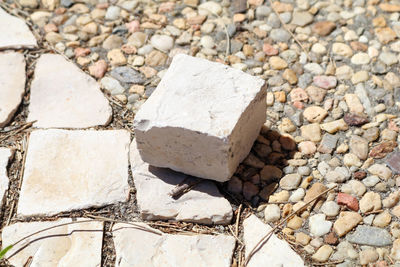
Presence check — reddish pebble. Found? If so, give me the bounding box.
[158,1,175,13]
[44,23,58,33]
[354,171,367,179]
[375,260,388,267]
[313,75,337,89]
[88,60,108,79]
[263,43,278,55]
[337,192,359,211]
[292,101,304,109]
[74,47,91,58]
[324,232,338,245]
[126,20,140,33]
[54,7,66,15]
[96,3,108,9]
[121,44,137,54]
[290,88,308,102]
[389,120,399,132]
[298,141,316,155]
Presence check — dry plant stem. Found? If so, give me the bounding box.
[0,121,35,143]
[198,7,230,57]
[267,0,310,60]
[235,204,242,236]
[244,185,338,266]
[5,218,164,260]
[312,260,344,266]
[169,176,202,199]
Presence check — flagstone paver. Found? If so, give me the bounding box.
[0,52,26,127]
[28,54,112,128]
[134,54,267,182]
[244,215,305,267]
[112,222,236,267]
[0,7,37,49]
[0,148,12,208]
[130,140,233,225]
[2,218,103,267]
[17,129,130,217]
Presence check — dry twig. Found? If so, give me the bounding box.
[0,121,35,143]
[267,0,310,60]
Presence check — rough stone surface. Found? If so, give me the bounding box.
[17,129,130,216]
[333,211,362,237]
[2,219,103,267]
[134,54,266,182]
[347,225,392,247]
[28,54,112,128]
[0,7,37,49]
[130,141,233,224]
[244,215,304,267]
[0,148,12,208]
[0,52,26,127]
[112,222,236,267]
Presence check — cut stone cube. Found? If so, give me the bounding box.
[134,54,267,182]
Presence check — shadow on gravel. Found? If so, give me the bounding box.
[220,126,298,210]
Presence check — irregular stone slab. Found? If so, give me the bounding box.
[112,222,235,267]
[0,148,13,208]
[0,7,37,49]
[134,54,266,182]
[18,129,130,216]
[347,225,392,247]
[28,54,112,128]
[0,52,25,127]
[2,218,103,267]
[244,215,304,267]
[130,141,232,224]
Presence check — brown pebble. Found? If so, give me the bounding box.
[324,232,338,245]
[369,141,397,159]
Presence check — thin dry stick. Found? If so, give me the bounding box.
[267,0,310,60]
[18,135,29,190]
[228,225,244,246]
[198,6,230,57]
[0,121,36,143]
[312,260,344,266]
[5,202,15,226]
[235,204,242,237]
[244,185,338,266]
[5,217,164,260]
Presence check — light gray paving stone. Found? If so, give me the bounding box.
[0,52,26,127]
[28,54,112,128]
[134,54,266,182]
[0,7,37,49]
[112,222,236,267]
[130,140,233,225]
[244,215,304,267]
[0,148,13,208]
[2,218,103,267]
[17,129,130,216]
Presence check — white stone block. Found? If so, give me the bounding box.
[113,222,236,267]
[130,141,232,224]
[0,148,13,208]
[0,52,26,127]
[0,7,37,49]
[17,129,130,216]
[134,54,266,182]
[244,215,304,267]
[2,219,103,267]
[28,54,112,128]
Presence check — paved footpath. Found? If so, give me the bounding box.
[2,0,400,266]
